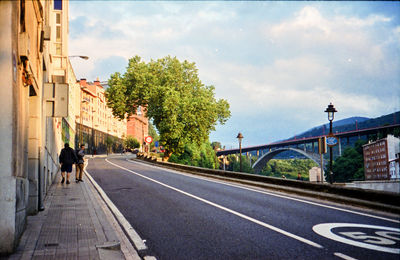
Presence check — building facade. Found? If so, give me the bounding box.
[76,79,127,154]
[389,153,400,180]
[127,107,149,149]
[0,0,77,253]
[363,135,400,181]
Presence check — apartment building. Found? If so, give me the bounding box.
[389,153,400,180]
[127,107,149,148]
[363,135,400,180]
[77,79,127,154]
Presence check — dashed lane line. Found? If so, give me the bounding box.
[334,252,358,260]
[124,158,399,224]
[105,158,323,249]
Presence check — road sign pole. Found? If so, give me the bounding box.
[320,153,324,183]
[144,136,153,158]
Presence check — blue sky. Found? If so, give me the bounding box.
[69,1,400,148]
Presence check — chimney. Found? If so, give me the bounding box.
[80,78,87,86]
[94,77,100,86]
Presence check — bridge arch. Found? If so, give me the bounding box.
[252,148,322,174]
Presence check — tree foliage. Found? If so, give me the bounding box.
[124,136,140,150]
[332,140,366,182]
[211,141,222,150]
[260,159,317,180]
[226,155,255,173]
[106,56,231,160]
[169,141,219,169]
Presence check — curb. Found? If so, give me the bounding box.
[84,161,153,259]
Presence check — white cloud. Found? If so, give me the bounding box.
[69,2,400,146]
[340,14,392,27]
[201,57,386,118]
[271,6,331,36]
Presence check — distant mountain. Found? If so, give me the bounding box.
[328,117,370,127]
[289,111,400,140]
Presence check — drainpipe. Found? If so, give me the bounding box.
[38,148,44,211]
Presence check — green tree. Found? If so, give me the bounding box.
[226,154,254,173]
[169,141,219,169]
[260,159,317,180]
[211,141,222,150]
[393,127,400,138]
[105,136,114,154]
[332,140,366,182]
[106,56,230,160]
[124,136,140,150]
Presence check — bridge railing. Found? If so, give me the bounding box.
[216,123,400,156]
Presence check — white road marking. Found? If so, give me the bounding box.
[105,159,323,249]
[334,252,358,260]
[313,223,400,254]
[125,159,400,224]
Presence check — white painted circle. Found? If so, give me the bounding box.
[313,223,400,254]
[145,136,153,144]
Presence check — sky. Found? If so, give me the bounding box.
[69,1,400,149]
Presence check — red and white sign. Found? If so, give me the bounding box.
[144,136,153,144]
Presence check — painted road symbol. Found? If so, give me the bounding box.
[313,223,400,254]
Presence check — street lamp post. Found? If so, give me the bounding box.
[70,55,89,147]
[92,108,96,157]
[236,132,244,172]
[324,103,337,184]
[106,115,110,156]
[79,87,88,146]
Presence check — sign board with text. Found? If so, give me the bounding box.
[326,134,339,147]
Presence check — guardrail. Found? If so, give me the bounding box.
[136,154,400,214]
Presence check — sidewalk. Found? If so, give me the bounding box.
[5,166,140,260]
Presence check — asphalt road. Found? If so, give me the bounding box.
[86,156,400,260]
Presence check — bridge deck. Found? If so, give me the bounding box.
[217,124,400,156]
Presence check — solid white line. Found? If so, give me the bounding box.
[105,158,323,249]
[84,160,148,251]
[126,159,400,224]
[334,252,358,260]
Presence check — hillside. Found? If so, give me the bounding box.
[289,111,400,139]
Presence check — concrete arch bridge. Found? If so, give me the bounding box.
[252,148,324,174]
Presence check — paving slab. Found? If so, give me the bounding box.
[3,164,139,260]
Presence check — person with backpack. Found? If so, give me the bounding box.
[59,143,78,184]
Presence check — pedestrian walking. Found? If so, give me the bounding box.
[75,144,86,183]
[59,143,78,184]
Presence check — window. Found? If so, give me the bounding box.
[56,26,61,41]
[54,0,62,10]
[20,0,26,32]
[55,13,62,55]
[55,43,62,55]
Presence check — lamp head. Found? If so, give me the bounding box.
[324,103,337,121]
[236,132,244,143]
